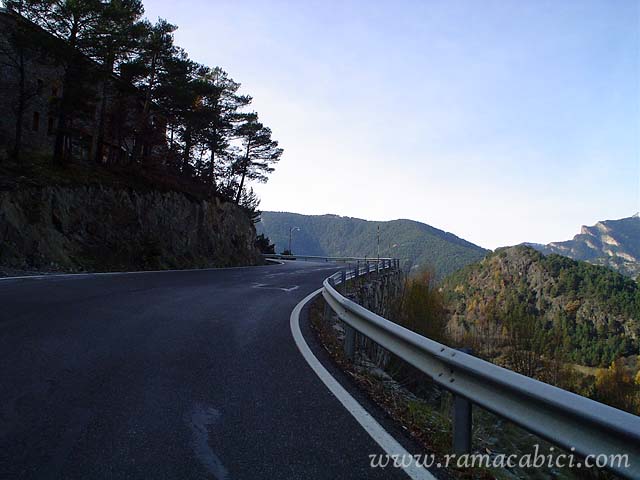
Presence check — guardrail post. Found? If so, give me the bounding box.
[341,270,347,294]
[344,324,356,360]
[452,346,473,454]
[453,395,472,454]
[355,260,360,278]
[323,300,330,323]
[365,262,370,275]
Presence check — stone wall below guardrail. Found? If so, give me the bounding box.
[328,268,403,368]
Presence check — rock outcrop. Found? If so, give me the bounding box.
[0,185,262,274]
[525,215,640,279]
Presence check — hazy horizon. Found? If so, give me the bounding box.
[143,0,640,249]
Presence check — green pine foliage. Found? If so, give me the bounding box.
[254,233,275,254]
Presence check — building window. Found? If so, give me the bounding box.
[32,111,40,132]
[47,116,55,135]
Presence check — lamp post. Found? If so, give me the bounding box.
[289,227,300,254]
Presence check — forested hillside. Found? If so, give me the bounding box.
[257,211,487,279]
[442,245,640,368]
[526,214,640,279]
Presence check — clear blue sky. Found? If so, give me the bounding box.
[145,0,639,249]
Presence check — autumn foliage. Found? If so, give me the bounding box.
[397,270,447,343]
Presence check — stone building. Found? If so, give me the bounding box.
[0,8,167,163]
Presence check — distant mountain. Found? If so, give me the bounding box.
[441,245,640,368]
[525,214,640,279]
[256,212,487,279]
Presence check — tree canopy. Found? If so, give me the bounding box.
[2,0,282,219]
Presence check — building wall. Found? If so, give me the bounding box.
[0,9,166,163]
[0,11,65,159]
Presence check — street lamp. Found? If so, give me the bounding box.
[289,226,300,254]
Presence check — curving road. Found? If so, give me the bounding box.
[0,261,416,479]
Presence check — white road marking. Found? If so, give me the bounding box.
[252,283,300,292]
[0,262,285,282]
[265,266,338,279]
[264,258,284,265]
[0,260,342,283]
[289,289,436,480]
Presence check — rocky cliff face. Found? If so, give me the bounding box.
[526,214,640,279]
[0,185,262,274]
[348,269,403,319]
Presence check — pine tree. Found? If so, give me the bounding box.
[122,18,177,164]
[198,67,251,193]
[233,114,282,204]
[88,0,145,163]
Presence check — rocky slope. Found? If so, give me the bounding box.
[441,245,639,367]
[0,185,261,274]
[525,214,640,279]
[257,211,487,280]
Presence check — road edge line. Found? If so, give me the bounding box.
[289,288,435,480]
[0,260,287,282]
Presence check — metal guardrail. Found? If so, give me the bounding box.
[320,262,640,479]
[263,253,398,267]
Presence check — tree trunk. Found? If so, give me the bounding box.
[182,126,192,173]
[92,57,113,164]
[208,132,218,194]
[234,168,246,205]
[112,90,126,164]
[53,18,79,165]
[132,52,157,164]
[52,70,71,165]
[210,149,216,194]
[234,142,251,204]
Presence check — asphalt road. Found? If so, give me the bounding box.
[0,261,413,479]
